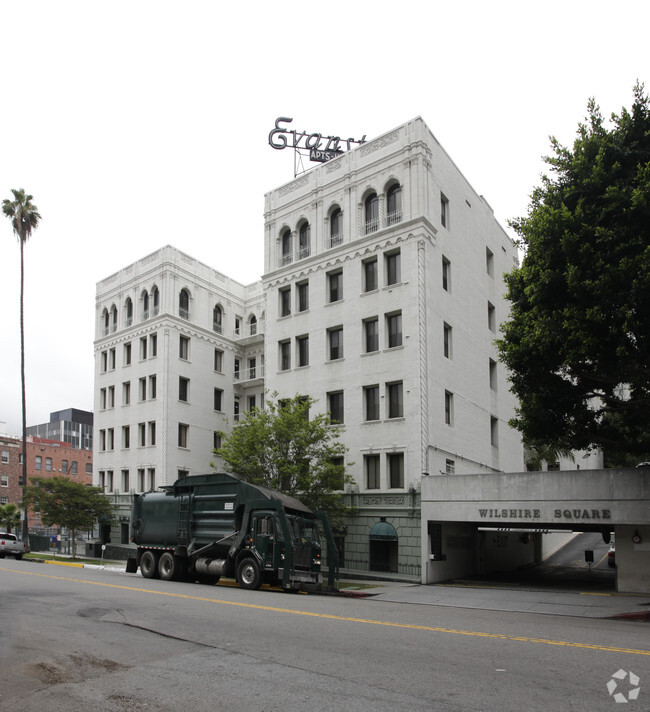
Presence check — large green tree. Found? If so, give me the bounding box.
[497,85,650,464]
[3,189,41,538]
[24,477,114,558]
[214,394,352,521]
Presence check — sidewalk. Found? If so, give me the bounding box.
[29,553,650,621]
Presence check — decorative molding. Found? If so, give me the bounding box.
[278,175,309,197]
[360,130,400,157]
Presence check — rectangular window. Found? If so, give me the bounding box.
[70,461,77,475]
[328,326,343,360]
[1,450,9,464]
[489,358,497,390]
[279,287,291,317]
[296,281,309,312]
[1,474,8,487]
[328,391,344,424]
[248,395,256,412]
[140,337,147,360]
[213,432,222,451]
[234,358,240,380]
[248,357,256,379]
[445,458,456,475]
[490,416,499,448]
[179,335,189,360]
[122,469,130,493]
[179,377,189,402]
[148,468,156,491]
[364,385,380,421]
[149,375,157,399]
[100,388,107,409]
[279,340,291,370]
[101,350,108,373]
[386,312,402,348]
[327,270,343,303]
[442,256,451,292]
[178,423,189,448]
[45,457,53,472]
[214,348,223,372]
[109,348,116,370]
[234,396,240,422]
[138,422,146,447]
[214,387,223,411]
[387,381,403,418]
[106,470,114,492]
[486,247,494,277]
[124,342,132,365]
[149,421,156,446]
[440,193,449,228]
[99,430,106,451]
[234,316,241,336]
[363,258,378,292]
[445,390,454,426]
[388,453,404,488]
[123,381,131,405]
[443,322,452,359]
[297,335,309,367]
[61,459,68,473]
[385,250,401,286]
[122,425,130,449]
[488,301,496,332]
[107,428,114,450]
[138,468,145,492]
[150,333,157,357]
[106,384,114,405]
[365,454,380,489]
[364,317,379,353]
[139,377,147,401]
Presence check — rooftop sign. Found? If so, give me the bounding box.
[268,117,366,166]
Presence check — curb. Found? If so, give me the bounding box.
[609,610,650,622]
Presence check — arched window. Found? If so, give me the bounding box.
[125,297,133,326]
[330,208,342,247]
[152,286,160,316]
[281,228,292,265]
[386,184,402,225]
[111,305,118,332]
[364,192,379,234]
[179,289,190,320]
[249,314,257,336]
[102,308,110,335]
[142,291,149,320]
[299,222,311,259]
[213,305,223,333]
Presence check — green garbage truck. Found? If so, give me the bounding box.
[128,472,338,591]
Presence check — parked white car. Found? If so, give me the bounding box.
[0,532,30,560]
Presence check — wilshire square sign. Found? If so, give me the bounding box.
[268,116,366,164]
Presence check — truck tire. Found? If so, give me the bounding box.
[237,558,262,590]
[158,552,177,580]
[14,554,23,561]
[140,550,160,579]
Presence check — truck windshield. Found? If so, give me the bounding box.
[286,516,320,545]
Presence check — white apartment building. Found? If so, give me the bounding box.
[262,117,523,576]
[94,117,524,577]
[93,247,265,541]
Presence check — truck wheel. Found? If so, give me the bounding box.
[14,554,23,561]
[158,552,177,580]
[140,550,160,579]
[237,558,262,590]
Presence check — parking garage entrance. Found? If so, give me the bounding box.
[420,468,650,594]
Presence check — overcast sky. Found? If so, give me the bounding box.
[1,0,647,435]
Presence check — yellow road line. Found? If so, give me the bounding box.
[3,566,649,657]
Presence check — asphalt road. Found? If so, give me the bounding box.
[1,558,648,712]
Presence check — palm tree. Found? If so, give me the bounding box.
[2,189,41,542]
[0,503,22,533]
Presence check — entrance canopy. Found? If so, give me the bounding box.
[421,468,650,531]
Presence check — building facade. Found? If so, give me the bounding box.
[93,246,265,529]
[93,118,525,579]
[26,408,94,450]
[262,117,523,577]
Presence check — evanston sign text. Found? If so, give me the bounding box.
[268,117,366,163]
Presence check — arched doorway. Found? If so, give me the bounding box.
[369,519,398,573]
